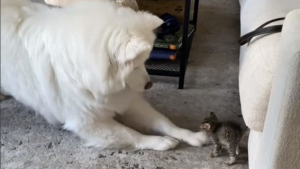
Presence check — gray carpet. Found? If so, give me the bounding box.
[1,0,248,168]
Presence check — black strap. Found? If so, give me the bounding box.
[238,17,285,46]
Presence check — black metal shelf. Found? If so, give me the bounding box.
[146,60,181,77]
[146,27,195,76]
[145,0,199,89]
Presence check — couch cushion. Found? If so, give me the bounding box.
[239,0,300,131]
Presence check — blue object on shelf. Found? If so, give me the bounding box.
[149,49,177,61]
[156,13,181,39]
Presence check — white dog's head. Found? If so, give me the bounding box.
[104,10,163,94]
[39,1,163,97]
[82,2,164,94]
[116,31,157,92]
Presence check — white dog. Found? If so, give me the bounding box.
[1,0,209,150]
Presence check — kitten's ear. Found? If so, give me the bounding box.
[210,112,218,120]
[201,123,211,130]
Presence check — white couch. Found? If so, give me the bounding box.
[239,0,300,169]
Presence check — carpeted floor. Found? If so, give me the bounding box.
[1,0,248,169]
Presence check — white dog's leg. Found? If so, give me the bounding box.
[121,96,210,147]
[66,117,179,151]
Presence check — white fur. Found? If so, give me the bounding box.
[1,0,209,150]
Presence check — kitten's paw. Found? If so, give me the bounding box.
[209,153,218,158]
[225,162,234,166]
[236,147,240,155]
[225,156,236,165]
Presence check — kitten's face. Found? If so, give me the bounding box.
[200,112,219,131]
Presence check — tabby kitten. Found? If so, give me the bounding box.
[200,112,244,165]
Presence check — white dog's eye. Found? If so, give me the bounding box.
[134,67,138,70]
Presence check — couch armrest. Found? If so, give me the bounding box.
[239,0,300,132]
[253,9,300,169]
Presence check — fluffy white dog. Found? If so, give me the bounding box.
[1,0,209,150]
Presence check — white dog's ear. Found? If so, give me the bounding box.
[141,12,164,30]
[117,37,151,63]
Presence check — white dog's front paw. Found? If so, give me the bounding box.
[139,136,179,151]
[183,131,210,147]
[154,136,180,151]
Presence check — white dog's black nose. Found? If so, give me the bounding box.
[144,82,153,90]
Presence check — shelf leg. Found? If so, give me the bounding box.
[193,0,200,29]
[178,0,192,89]
[179,75,185,89]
